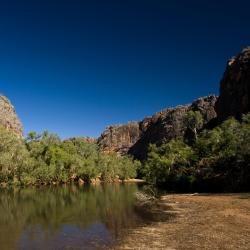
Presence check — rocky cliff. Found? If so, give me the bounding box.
[98,96,218,159]
[98,46,250,159]
[216,47,250,120]
[0,96,23,137]
[129,95,218,159]
[98,122,141,155]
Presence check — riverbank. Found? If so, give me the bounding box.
[112,193,250,250]
[0,178,146,188]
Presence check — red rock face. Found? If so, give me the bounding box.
[216,47,250,121]
[98,96,218,159]
[0,96,23,137]
[98,122,141,155]
[129,96,218,160]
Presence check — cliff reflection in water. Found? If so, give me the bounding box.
[0,184,143,250]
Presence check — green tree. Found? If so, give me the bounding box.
[184,111,204,141]
[144,140,196,188]
[24,132,139,185]
[194,117,250,191]
[0,126,32,184]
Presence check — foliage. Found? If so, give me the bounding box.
[184,111,204,143]
[194,115,250,191]
[0,129,139,186]
[0,126,32,184]
[1,113,249,191]
[143,140,196,189]
[185,111,203,130]
[143,114,250,192]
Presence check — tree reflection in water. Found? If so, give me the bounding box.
[0,184,145,250]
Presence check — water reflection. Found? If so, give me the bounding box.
[0,184,144,250]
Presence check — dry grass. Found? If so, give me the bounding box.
[111,193,250,250]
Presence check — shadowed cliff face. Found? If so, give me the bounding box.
[98,96,218,159]
[0,96,23,137]
[216,47,250,121]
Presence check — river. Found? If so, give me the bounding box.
[0,184,147,250]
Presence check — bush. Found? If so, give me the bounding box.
[0,129,139,186]
[141,114,250,192]
[143,140,196,189]
[0,126,32,184]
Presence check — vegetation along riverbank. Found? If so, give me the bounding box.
[0,128,141,186]
[0,112,249,193]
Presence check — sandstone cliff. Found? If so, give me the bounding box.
[129,96,218,159]
[98,122,141,154]
[216,46,250,120]
[0,96,23,137]
[98,46,250,159]
[98,96,217,159]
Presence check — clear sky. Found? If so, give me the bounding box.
[0,0,250,138]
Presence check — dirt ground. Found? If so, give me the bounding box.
[111,193,250,250]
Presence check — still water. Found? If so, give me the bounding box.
[0,184,146,250]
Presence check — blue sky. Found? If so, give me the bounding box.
[0,0,250,138]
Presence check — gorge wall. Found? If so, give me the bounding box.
[216,46,250,120]
[98,46,250,160]
[98,95,218,159]
[0,96,23,137]
[98,122,141,155]
[129,95,218,159]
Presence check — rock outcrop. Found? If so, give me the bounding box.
[216,46,250,121]
[98,122,141,155]
[0,96,23,137]
[98,96,218,159]
[129,95,218,159]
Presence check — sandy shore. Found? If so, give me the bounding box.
[111,193,250,250]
